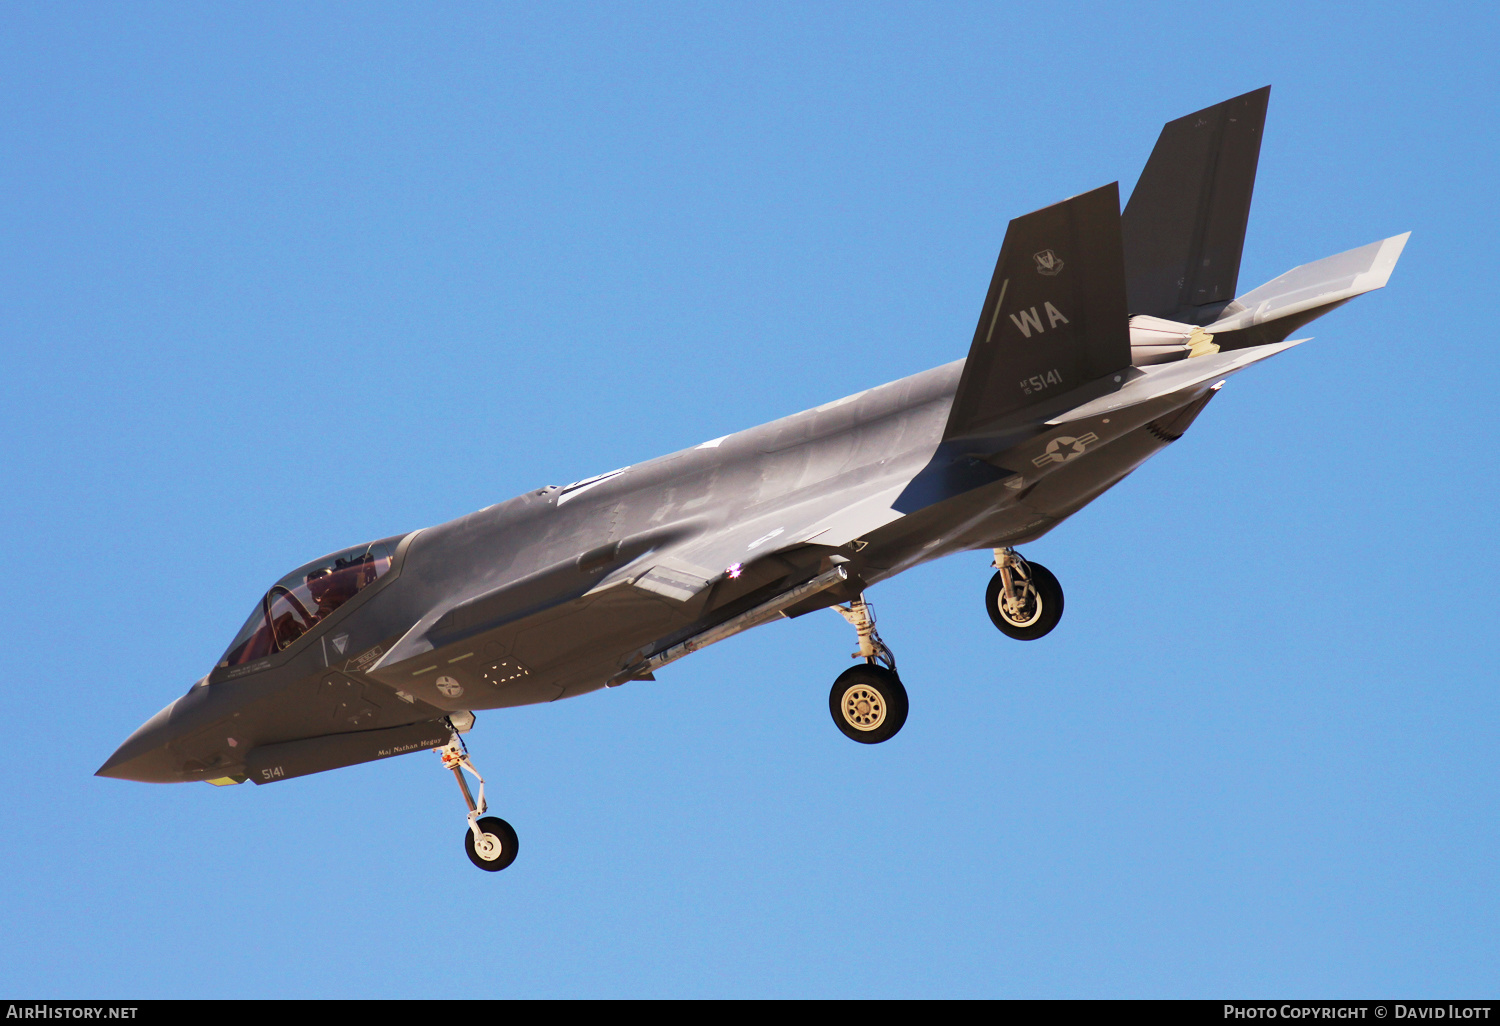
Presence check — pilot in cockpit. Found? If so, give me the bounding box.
[306,562,363,623]
[305,568,342,623]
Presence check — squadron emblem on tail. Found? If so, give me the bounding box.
[1033,249,1064,275]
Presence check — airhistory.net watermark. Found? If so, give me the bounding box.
[5,1007,137,1019]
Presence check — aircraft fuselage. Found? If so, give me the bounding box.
[97,353,1192,785]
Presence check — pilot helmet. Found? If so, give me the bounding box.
[305,567,334,596]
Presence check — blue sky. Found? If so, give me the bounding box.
[2,1,1496,998]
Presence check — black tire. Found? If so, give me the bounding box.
[829,664,908,744]
[465,816,519,872]
[986,561,1064,640]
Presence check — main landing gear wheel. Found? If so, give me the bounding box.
[829,663,909,744]
[465,816,519,872]
[830,595,908,744]
[986,549,1064,641]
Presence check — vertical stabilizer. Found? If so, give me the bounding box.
[944,183,1131,441]
[1122,86,1270,324]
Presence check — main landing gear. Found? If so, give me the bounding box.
[829,596,908,744]
[986,547,1064,640]
[821,551,1062,742]
[439,731,519,872]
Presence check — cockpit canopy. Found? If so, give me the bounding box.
[219,536,405,668]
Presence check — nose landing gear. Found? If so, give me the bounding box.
[439,731,519,872]
[986,547,1064,640]
[829,596,908,744]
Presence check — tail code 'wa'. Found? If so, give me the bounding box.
[1009,302,1071,339]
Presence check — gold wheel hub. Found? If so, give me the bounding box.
[840,684,886,731]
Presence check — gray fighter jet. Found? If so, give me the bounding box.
[99,87,1407,871]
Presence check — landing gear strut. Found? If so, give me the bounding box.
[829,596,908,744]
[986,548,1064,640]
[439,730,519,872]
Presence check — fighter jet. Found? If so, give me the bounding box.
[99,87,1408,871]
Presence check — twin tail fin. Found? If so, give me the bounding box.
[1121,86,1270,324]
[943,182,1131,442]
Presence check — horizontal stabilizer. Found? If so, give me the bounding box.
[1206,232,1409,349]
[1046,338,1306,425]
[945,183,1131,441]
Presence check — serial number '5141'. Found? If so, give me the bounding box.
[1020,369,1063,396]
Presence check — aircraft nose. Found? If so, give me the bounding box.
[96,697,186,783]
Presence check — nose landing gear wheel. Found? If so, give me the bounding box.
[986,559,1064,640]
[437,730,520,873]
[465,816,520,872]
[829,664,908,744]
